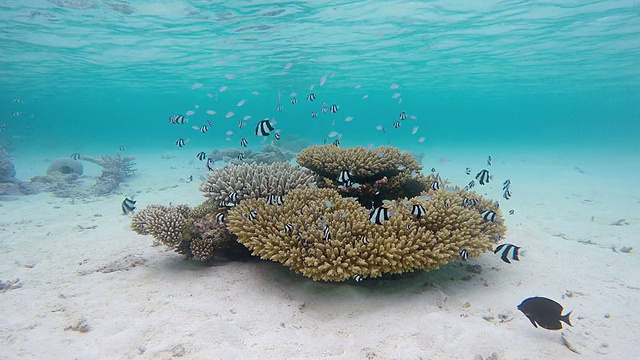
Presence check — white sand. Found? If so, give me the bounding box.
[1,147,638,360]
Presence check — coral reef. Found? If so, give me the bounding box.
[200,162,319,205]
[208,144,295,165]
[80,153,136,195]
[226,187,505,282]
[46,157,83,176]
[0,148,22,196]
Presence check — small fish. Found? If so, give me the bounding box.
[475,169,490,185]
[467,180,475,189]
[215,213,226,223]
[197,152,207,161]
[517,297,572,331]
[337,169,351,184]
[430,168,436,173]
[353,275,364,282]
[494,244,521,264]
[399,111,407,120]
[248,210,258,221]
[238,120,245,129]
[255,119,274,136]
[360,236,369,244]
[321,103,328,113]
[333,139,340,146]
[323,225,331,241]
[311,111,318,118]
[459,249,469,260]
[307,93,317,101]
[237,153,244,161]
[225,111,235,119]
[503,179,511,190]
[276,104,283,112]
[503,188,512,200]
[218,201,236,208]
[369,206,390,225]
[207,120,212,126]
[284,224,295,232]
[465,167,471,175]
[266,194,284,205]
[329,104,339,113]
[430,181,440,191]
[176,138,187,148]
[240,138,248,147]
[290,97,297,104]
[186,110,195,116]
[13,98,24,103]
[481,210,498,222]
[12,112,22,117]
[393,121,401,129]
[71,153,80,160]
[411,204,426,218]
[509,209,514,215]
[200,125,208,133]
[487,156,493,166]
[121,197,136,215]
[118,145,125,151]
[462,198,478,208]
[274,132,281,141]
[206,158,215,171]
[228,191,240,203]
[169,114,186,124]
[188,175,193,182]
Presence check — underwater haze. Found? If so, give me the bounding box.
[1,0,639,156]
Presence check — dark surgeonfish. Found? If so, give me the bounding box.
[122,197,136,214]
[517,297,572,330]
[494,243,521,264]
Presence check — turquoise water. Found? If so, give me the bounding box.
[1,1,639,156]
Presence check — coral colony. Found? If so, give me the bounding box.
[131,145,506,282]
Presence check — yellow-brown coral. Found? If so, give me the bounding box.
[130,204,189,247]
[226,187,505,282]
[200,162,319,204]
[296,145,422,182]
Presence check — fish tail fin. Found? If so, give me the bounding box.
[561,311,573,327]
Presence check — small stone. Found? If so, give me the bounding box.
[604,313,610,319]
[172,344,186,357]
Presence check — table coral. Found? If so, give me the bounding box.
[226,187,505,282]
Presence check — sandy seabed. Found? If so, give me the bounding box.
[1,146,638,360]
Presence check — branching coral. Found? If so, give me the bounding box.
[200,162,319,205]
[226,187,505,282]
[130,204,189,247]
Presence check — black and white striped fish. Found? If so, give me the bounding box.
[411,204,426,218]
[118,145,125,151]
[503,179,512,199]
[248,209,257,221]
[503,179,511,190]
[332,139,340,146]
[360,236,369,244]
[509,209,514,215]
[240,138,248,147]
[238,119,245,129]
[369,206,390,225]
[321,105,327,113]
[121,197,136,215]
[430,181,440,191]
[307,93,317,101]
[255,119,274,136]
[494,244,521,264]
[481,210,498,222]
[200,125,208,133]
[169,114,186,124]
[459,249,469,260]
[227,191,240,203]
[337,169,351,184]
[323,225,331,241]
[353,275,364,282]
[176,138,187,148]
[290,97,297,104]
[487,156,492,166]
[311,111,318,118]
[393,121,401,129]
[284,224,295,232]
[503,188,512,200]
[475,169,490,185]
[197,151,206,161]
[399,112,407,120]
[237,153,244,161]
[215,213,226,223]
[465,167,471,175]
[71,152,80,160]
[266,194,284,205]
[276,104,283,112]
[462,198,478,208]
[206,157,215,171]
[274,132,280,141]
[329,104,339,113]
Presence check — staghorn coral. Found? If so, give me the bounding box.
[130,204,189,247]
[200,162,319,205]
[226,187,505,282]
[296,145,422,183]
